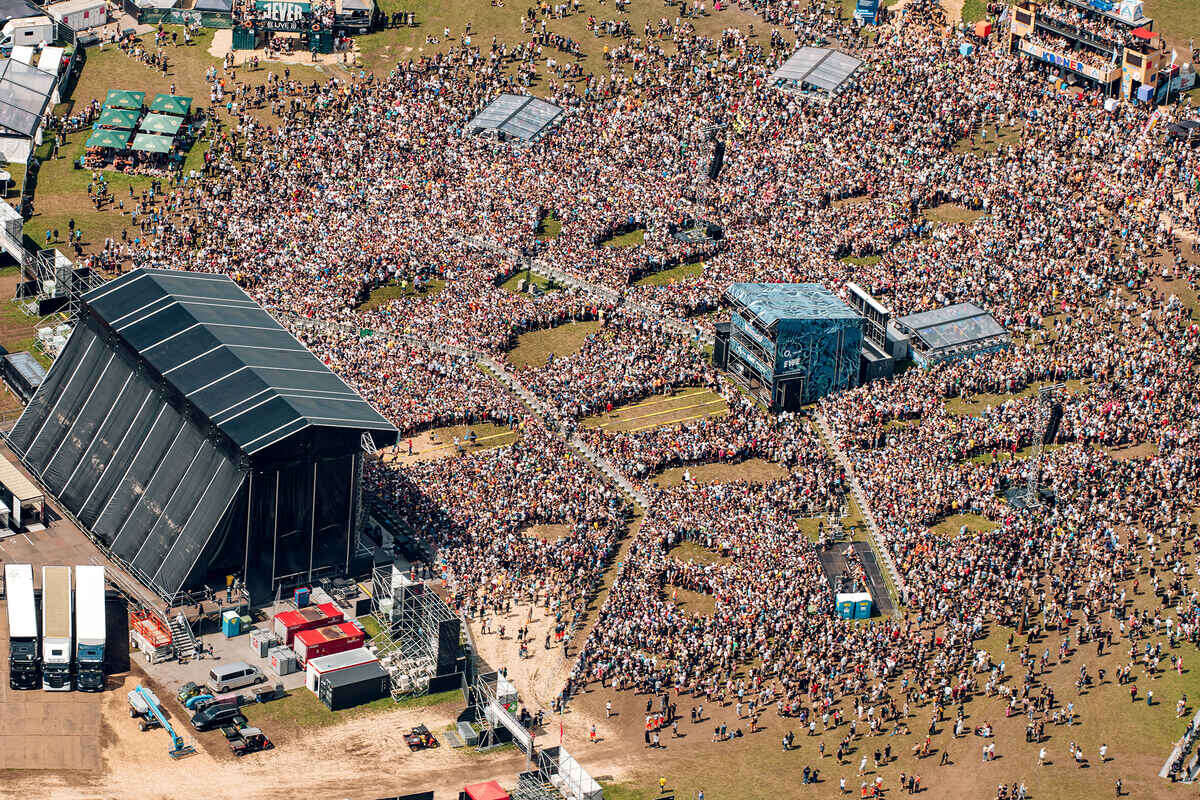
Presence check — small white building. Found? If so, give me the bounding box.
[45,0,107,31]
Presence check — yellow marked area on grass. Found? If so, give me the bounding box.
[581,388,728,433]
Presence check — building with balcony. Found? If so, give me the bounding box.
[1008,0,1173,102]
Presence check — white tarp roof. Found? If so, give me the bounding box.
[467,93,563,143]
[0,57,56,137]
[769,47,864,94]
[37,45,64,76]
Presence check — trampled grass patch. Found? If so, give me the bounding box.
[651,457,788,488]
[356,278,446,311]
[506,320,602,368]
[633,260,704,286]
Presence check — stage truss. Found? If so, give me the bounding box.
[370,565,455,699]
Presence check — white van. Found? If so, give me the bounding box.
[0,16,54,56]
[208,661,266,693]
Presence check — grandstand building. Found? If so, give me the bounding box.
[1007,0,1176,102]
[6,269,398,605]
[716,283,864,409]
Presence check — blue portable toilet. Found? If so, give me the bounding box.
[835,593,857,618]
[222,610,241,638]
[959,42,975,57]
[855,595,874,619]
[294,587,310,608]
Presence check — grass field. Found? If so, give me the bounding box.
[961,0,986,22]
[499,269,558,294]
[536,209,563,240]
[392,421,519,461]
[356,278,446,311]
[651,457,789,488]
[953,124,1023,156]
[634,261,704,286]
[507,320,602,368]
[922,203,985,225]
[241,687,462,737]
[601,228,646,248]
[672,586,717,616]
[1144,0,1200,56]
[669,539,732,566]
[838,254,883,268]
[355,0,776,76]
[946,379,1085,416]
[581,387,728,432]
[929,512,998,537]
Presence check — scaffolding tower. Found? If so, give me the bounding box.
[15,249,104,324]
[370,564,459,699]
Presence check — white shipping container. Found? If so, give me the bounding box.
[304,648,378,692]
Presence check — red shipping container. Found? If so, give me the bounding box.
[293,622,365,666]
[272,602,344,645]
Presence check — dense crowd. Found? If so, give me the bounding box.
[93,0,1200,786]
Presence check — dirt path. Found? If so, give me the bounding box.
[940,0,964,23]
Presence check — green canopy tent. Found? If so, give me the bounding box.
[96,107,140,129]
[139,113,183,135]
[131,133,174,154]
[85,129,132,149]
[149,94,193,116]
[104,90,146,110]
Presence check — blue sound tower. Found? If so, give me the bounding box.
[722,283,864,410]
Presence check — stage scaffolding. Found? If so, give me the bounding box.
[370,564,458,699]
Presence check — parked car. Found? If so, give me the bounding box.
[229,727,274,757]
[207,661,266,694]
[190,702,246,731]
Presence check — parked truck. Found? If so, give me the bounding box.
[4,563,40,690]
[41,565,72,691]
[74,565,105,691]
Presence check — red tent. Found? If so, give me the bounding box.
[462,782,510,800]
[1131,26,1153,40]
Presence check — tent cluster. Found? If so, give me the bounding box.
[84,90,194,155]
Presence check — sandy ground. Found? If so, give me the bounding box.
[0,672,537,800]
[384,425,518,466]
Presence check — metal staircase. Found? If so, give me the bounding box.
[167,614,199,660]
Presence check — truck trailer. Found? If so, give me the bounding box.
[4,564,39,690]
[74,565,105,691]
[41,565,72,691]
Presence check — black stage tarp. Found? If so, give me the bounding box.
[8,269,397,603]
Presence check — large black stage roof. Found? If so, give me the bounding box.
[84,269,396,456]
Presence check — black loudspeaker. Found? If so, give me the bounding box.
[1043,403,1064,444]
[436,616,462,676]
[708,140,725,180]
[713,322,731,368]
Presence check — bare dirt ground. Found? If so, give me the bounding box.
[385,423,518,465]
[0,671,536,800]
